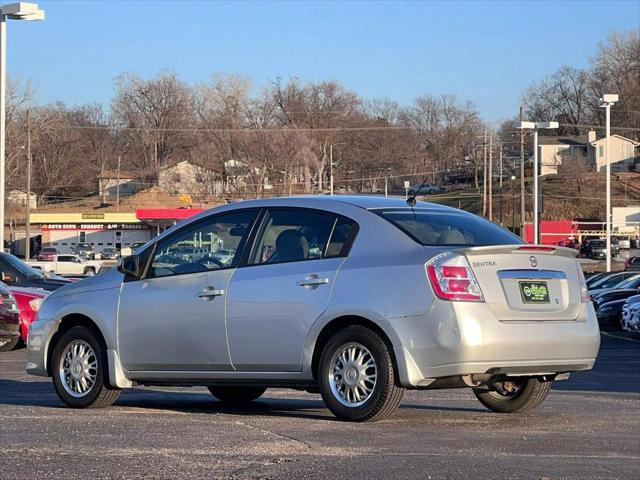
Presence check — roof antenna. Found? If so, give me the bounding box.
[406,180,428,207]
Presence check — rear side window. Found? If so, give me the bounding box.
[249,209,356,265]
[375,209,523,247]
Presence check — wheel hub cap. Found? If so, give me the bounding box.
[328,343,377,408]
[59,340,98,398]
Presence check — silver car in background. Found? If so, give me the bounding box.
[26,196,600,421]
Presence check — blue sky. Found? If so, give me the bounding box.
[7,0,640,124]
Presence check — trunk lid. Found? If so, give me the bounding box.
[458,245,583,322]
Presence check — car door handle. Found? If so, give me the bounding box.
[297,275,329,287]
[198,287,225,299]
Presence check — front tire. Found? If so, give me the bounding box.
[83,268,96,276]
[318,325,405,422]
[473,377,552,413]
[0,336,20,352]
[51,326,120,408]
[207,386,266,403]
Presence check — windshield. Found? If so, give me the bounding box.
[374,209,523,247]
[591,273,630,289]
[0,253,44,279]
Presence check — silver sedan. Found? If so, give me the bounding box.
[26,196,600,421]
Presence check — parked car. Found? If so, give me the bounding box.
[616,238,631,249]
[585,272,610,287]
[72,243,95,260]
[5,286,48,349]
[621,295,640,331]
[0,283,20,352]
[99,247,120,261]
[27,254,102,276]
[0,253,71,291]
[588,271,637,293]
[37,247,58,261]
[27,196,600,422]
[624,256,640,271]
[591,274,640,303]
[585,239,618,259]
[408,183,447,195]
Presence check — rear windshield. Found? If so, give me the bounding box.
[375,209,523,247]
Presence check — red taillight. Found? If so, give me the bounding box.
[426,252,484,302]
[516,246,556,252]
[576,264,591,303]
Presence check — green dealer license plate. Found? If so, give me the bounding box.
[519,281,550,304]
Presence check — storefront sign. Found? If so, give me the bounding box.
[41,223,149,231]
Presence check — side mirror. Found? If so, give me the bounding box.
[118,255,143,278]
[1,272,13,283]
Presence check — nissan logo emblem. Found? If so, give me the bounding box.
[529,256,538,268]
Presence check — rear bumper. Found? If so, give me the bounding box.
[389,301,601,387]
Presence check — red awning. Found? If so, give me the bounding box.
[136,208,205,221]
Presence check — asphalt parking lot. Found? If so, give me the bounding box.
[1,333,639,480]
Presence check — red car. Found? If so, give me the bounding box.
[37,247,58,261]
[4,286,48,350]
[0,283,20,352]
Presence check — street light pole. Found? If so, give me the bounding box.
[0,16,6,250]
[533,128,539,243]
[600,94,619,273]
[517,120,558,244]
[0,3,45,251]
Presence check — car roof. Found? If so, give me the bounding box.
[220,195,456,212]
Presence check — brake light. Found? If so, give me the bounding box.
[576,265,591,303]
[426,252,484,302]
[516,246,556,252]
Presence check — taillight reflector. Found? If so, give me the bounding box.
[426,252,484,302]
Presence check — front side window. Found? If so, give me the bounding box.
[249,209,355,265]
[147,210,257,278]
[375,209,523,247]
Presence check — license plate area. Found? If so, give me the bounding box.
[518,281,550,304]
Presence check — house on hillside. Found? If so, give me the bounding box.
[158,160,223,197]
[7,189,37,209]
[537,136,590,176]
[537,131,639,176]
[223,159,273,193]
[589,132,639,172]
[98,170,141,198]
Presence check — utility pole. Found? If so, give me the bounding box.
[482,126,487,217]
[116,155,121,213]
[499,146,503,188]
[519,105,525,237]
[489,130,494,221]
[25,108,31,260]
[329,144,334,196]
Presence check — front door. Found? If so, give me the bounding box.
[226,208,357,371]
[118,209,258,372]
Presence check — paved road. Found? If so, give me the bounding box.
[1,333,638,480]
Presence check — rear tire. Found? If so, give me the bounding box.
[0,336,19,352]
[207,386,266,403]
[318,325,405,422]
[473,377,552,413]
[83,268,96,276]
[51,326,120,408]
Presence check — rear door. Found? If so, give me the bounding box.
[226,208,357,371]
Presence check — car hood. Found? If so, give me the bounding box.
[47,268,124,300]
[7,286,49,298]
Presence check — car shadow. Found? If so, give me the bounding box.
[0,378,486,418]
